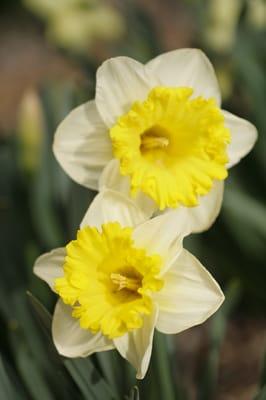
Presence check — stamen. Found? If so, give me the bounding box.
[141,135,169,151]
[111,273,140,292]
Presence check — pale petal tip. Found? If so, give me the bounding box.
[224,110,258,168]
[136,371,145,380]
[206,280,225,321]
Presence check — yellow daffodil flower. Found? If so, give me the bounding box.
[53,49,257,230]
[34,190,224,378]
[23,0,124,52]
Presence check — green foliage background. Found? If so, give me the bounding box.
[0,0,265,399]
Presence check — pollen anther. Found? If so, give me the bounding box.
[110,272,141,292]
[141,134,169,151]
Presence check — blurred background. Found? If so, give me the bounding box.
[0,0,265,399]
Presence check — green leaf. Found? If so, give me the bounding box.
[0,356,25,400]
[223,186,266,258]
[65,358,118,400]
[125,386,140,400]
[27,292,82,399]
[9,330,55,400]
[28,294,118,399]
[27,291,52,337]
[28,292,120,399]
[152,332,177,400]
[254,386,266,400]
[259,350,266,389]
[197,281,242,400]
[95,352,122,397]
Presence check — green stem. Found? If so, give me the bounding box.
[153,332,176,400]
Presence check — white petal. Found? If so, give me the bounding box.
[155,249,224,334]
[166,181,224,234]
[113,307,158,379]
[100,161,223,235]
[95,56,159,127]
[52,300,113,358]
[188,181,224,233]
[146,48,221,105]
[223,110,258,168]
[99,159,156,219]
[132,211,190,273]
[80,189,149,229]
[33,247,65,290]
[53,100,112,190]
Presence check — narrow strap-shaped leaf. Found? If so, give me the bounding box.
[197,280,242,400]
[259,350,266,390]
[27,291,53,337]
[253,386,266,400]
[152,332,177,400]
[95,352,122,397]
[65,358,118,400]
[0,356,26,400]
[9,331,55,400]
[28,292,118,399]
[125,386,140,400]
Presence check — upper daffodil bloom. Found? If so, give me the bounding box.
[34,190,224,379]
[53,49,257,232]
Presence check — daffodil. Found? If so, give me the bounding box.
[34,190,224,378]
[53,49,257,232]
[204,0,242,52]
[23,0,125,52]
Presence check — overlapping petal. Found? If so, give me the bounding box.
[99,159,156,219]
[132,211,191,276]
[166,181,224,234]
[52,300,114,358]
[80,189,150,229]
[223,110,258,168]
[100,162,224,233]
[96,56,160,127]
[34,247,65,290]
[53,100,112,190]
[113,306,159,379]
[146,48,221,105]
[155,249,224,334]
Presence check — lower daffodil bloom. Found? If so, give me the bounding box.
[34,190,224,378]
[53,48,257,232]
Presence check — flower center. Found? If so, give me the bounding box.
[141,127,170,152]
[54,222,163,339]
[110,272,141,292]
[110,86,231,210]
